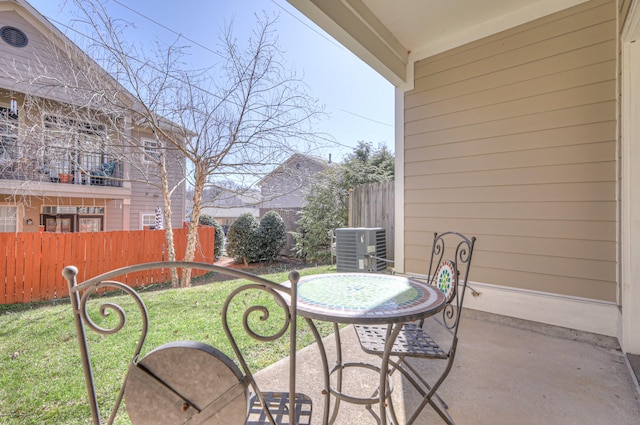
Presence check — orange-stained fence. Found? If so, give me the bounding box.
[0,227,214,305]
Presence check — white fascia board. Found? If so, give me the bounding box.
[286,0,408,86]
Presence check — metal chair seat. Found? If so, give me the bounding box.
[247,392,312,425]
[355,323,448,359]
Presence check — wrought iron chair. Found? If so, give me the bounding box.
[90,160,115,185]
[64,261,312,425]
[354,231,476,424]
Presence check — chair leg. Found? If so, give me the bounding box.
[429,398,456,425]
[379,341,458,425]
[364,355,453,425]
[404,346,458,425]
[399,358,449,410]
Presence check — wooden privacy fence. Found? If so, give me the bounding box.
[349,180,395,261]
[0,227,214,305]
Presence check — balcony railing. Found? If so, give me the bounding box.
[0,146,123,188]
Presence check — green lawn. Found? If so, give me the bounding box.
[0,265,335,425]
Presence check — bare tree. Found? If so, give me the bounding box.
[56,0,322,286]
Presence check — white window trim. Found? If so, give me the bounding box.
[142,139,161,163]
[0,204,19,232]
[0,106,19,160]
[141,213,155,229]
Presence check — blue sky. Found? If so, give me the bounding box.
[27,0,395,162]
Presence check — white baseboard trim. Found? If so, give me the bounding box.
[460,281,620,337]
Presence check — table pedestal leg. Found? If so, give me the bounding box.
[379,323,403,425]
[331,322,342,424]
[305,318,332,424]
[306,318,401,425]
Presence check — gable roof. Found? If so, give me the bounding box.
[0,0,189,137]
[259,153,329,186]
[0,0,132,107]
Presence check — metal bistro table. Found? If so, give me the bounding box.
[290,273,447,425]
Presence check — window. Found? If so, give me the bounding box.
[42,206,105,233]
[78,217,101,232]
[143,139,160,163]
[0,107,18,161]
[42,206,78,214]
[43,116,107,177]
[141,213,156,229]
[45,217,72,233]
[0,205,17,232]
[77,122,106,173]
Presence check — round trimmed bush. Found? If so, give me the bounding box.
[226,213,260,265]
[198,214,225,260]
[259,210,286,263]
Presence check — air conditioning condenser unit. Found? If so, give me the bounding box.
[335,227,386,273]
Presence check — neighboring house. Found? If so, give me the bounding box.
[287,0,640,361]
[259,153,329,255]
[0,0,186,233]
[260,153,328,211]
[199,189,260,232]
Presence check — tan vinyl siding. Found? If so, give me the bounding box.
[104,201,124,231]
[0,9,110,104]
[128,129,186,230]
[0,11,49,92]
[404,0,617,302]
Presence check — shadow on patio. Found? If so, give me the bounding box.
[256,310,640,424]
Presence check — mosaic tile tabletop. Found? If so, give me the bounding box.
[294,273,446,324]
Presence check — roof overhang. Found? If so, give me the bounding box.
[287,0,591,87]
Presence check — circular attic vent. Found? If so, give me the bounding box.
[1,26,28,48]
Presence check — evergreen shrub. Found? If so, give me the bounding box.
[259,210,286,263]
[226,213,260,265]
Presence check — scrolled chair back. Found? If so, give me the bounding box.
[425,232,476,332]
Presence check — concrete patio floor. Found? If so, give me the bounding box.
[256,310,640,424]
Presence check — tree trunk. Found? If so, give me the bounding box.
[180,166,206,287]
[159,151,179,288]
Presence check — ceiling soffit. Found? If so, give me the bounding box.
[288,0,590,86]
